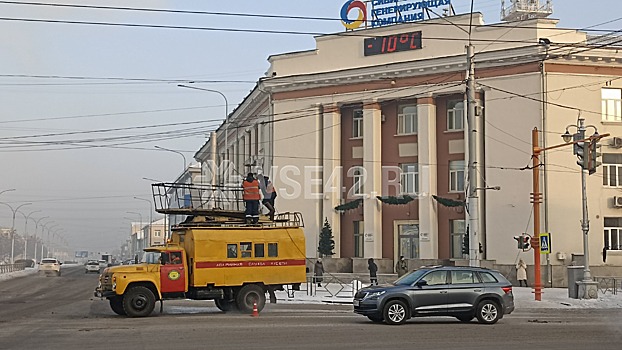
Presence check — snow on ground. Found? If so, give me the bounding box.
[2,269,621,309]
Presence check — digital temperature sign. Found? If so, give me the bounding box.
[364,31,422,56]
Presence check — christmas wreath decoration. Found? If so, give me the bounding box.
[334,198,363,212]
[432,195,465,207]
[376,195,415,205]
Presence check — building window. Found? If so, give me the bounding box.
[397,105,417,135]
[354,221,364,258]
[353,167,364,195]
[154,230,161,237]
[604,217,622,250]
[603,154,622,187]
[602,88,622,122]
[397,223,419,259]
[400,163,419,194]
[449,160,465,192]
[352,109,363,138]
[447,100,464,131]
[450,219,466,259]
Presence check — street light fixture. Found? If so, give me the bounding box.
[21,209,41,260]
[177,84,230,184]
[0,189,16,197]
[134,197,153,247]
[154,146,187,172]
[32,216,50,262]
[0,201,32,264]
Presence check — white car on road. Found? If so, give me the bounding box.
[85,260,100,273]
[39,258,61,277]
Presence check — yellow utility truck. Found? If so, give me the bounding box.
[95,183,306,317]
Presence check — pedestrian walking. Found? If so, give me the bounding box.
[314,258,324,287]
[368,258,378,285]
[242,173,261,224]
[395,256,408,277]
[516,259,528,287]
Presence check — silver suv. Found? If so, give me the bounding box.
[353,266,514,325]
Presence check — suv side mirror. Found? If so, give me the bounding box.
[415,280,428,287]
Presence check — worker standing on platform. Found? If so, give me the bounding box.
[242,173,261,224]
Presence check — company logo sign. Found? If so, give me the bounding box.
[340,0,367,30]
[341,0,451,30]
[168,270,181,280]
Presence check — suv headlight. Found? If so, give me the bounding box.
[364,291,386,299]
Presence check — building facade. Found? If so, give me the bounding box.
[195,12,622,272]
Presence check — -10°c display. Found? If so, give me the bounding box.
[364,31,422,56]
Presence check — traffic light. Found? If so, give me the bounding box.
[576,141,588,170]
[588,140,602,175]
[513,235,531,251]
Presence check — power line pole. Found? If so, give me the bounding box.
[466,43,480,267]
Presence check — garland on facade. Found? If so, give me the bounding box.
[432,195,465,207]
[376,195,415,205]
[334,198,363,212]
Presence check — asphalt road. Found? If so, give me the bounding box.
[1,265,621,350]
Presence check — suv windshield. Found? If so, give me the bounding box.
[394,269,428,285]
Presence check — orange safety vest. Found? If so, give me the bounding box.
[242,179,261,200]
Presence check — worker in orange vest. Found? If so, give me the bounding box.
[242,173,261,224]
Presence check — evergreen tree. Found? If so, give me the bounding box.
[318,218,335,257]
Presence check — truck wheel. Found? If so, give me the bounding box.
[235,284,265,314]
[123,286,156,317]
[214,299,236,312]
[109,296,126,316]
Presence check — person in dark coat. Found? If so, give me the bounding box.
[368,258,378,285]
[395,256,408,277]
[314,258,324,287]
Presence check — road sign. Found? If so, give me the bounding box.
[539,233,551,254]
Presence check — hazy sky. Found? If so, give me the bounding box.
[0,0,619,254]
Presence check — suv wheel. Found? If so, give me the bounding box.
[383,300,408,325]
[475,300,501,324]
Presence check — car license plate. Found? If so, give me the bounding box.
[353,299,360,307]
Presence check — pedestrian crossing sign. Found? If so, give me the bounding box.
[539,233,551,254]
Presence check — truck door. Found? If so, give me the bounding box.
[160,251,186,293]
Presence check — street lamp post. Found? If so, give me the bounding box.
[21,210,41,260]
[126,212,144,251]
[32,216,49,262]
[134,197,153,247]
[177,84,229,184]
[41,223,58,259]
[561,118,606,299]
[0,202,32,264]
[154,146,187,172]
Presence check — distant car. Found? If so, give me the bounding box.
[14,259,36,268]
[98,260,108,269]
[353,266,514,325]
[85,260,100,273]
[39,258,62,277]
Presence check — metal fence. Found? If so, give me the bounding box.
[594,276,622,295]
[0,263,26,274]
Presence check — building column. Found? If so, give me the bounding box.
[417,96,439,259]
[322,104,342,258]
[363,101,383,258]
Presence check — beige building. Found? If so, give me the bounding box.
[194,11,622,276]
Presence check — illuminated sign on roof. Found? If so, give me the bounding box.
[340,0,452,30]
